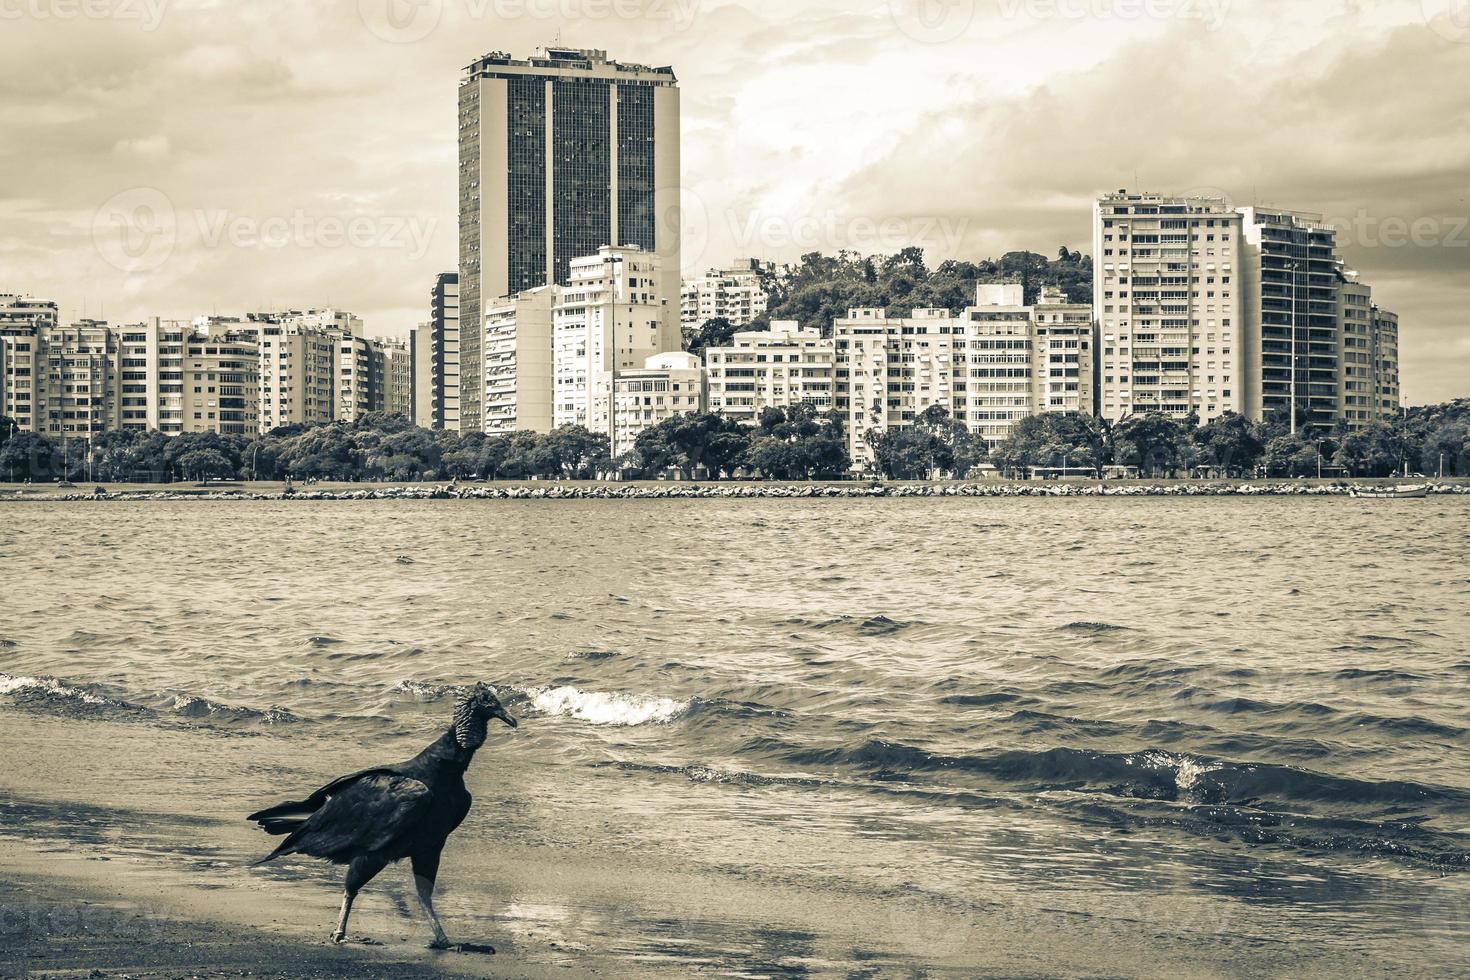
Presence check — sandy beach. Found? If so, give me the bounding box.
[1,708,1445,980]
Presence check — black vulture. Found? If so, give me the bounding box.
[247,682,518,949]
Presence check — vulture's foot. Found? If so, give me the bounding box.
[428,940,496,955]
[331,933,381,946]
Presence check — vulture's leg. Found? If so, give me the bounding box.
[331,855,387,943]
[412,851,457,950]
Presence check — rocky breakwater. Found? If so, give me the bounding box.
[20,481,1470,502]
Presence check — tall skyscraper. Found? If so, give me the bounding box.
[458,48,680,432]
[1093,191,1245,425]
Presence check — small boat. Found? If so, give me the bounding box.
[1351,484,1429,499]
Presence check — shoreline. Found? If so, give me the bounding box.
[2,478,1468,502]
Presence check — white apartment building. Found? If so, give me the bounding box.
[680,259,771,330]
[118,319,189,435]
[1,296,59,432]
[952,284,1095,445]
[247,317,338,432]
[834,307,960,471]
[610,351,705,457]
[385,342,413,419]
[35,320,119,439]
[552,246,673,430]
[705,320,834,424]
[181,332,259,435]
[1370,306,1400,420]
[957,284,1032,445]
[484,285,556,434]
[1094,192,1245,423]
[1337,270,1376,429]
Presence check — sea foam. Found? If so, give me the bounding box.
[0,672,117,706]
[526,685,687,726]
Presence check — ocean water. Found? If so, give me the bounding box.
[1,498,1468,975]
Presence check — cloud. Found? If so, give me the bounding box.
[0,0,1463,402]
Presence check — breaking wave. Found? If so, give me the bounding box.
[523,685,689,726]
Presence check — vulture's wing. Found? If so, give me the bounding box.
[247,765,393,832]
[255,773,433,864]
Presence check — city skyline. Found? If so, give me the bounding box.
[1,1,1467,404]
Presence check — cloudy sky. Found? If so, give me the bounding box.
[2,0,1467,402]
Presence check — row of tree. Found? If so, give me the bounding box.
[985,403,1470,479]
[3,400,1465,484]
[0,406,853,484]
[0,414,614,484]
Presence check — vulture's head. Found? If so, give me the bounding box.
[452,682,518,749]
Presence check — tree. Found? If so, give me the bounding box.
[175,448,235,481]
[0,430,60,481]
[1334,422,1402,477]
[683,317,748,358]
[1264,434,1319,477]
[533,425,609,479]
[915,405,987,477]
[628,413,752,479]
[1420,420,1470,477]
[867,426,936,480]
[745,405,849,479]
[1114,413,1192,477]
[1194,412,1264,476]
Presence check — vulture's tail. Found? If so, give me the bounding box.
[246,798,321,864]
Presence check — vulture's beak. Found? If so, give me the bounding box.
[493,707,518,729]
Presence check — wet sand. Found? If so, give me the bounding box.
[0,706,1429,980]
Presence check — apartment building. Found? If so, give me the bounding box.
[248,317,338,432]
[705,320,834,424]
[950,284,1096,445]
[1240,207,1342,431]
[484,285,556,434]
[680,259,771,330]
[1337,270,1376,429]
[181,332,259,435]
[956,284,1029,446]
[1,295,61,432]
[385,342,413,419]
[35,320,120,438]
[610,351,705,456]
[411,273,460,430]
[552,246,672,431]
[1371,306,1401,420]
[834,307,959,471]
[1093,192,1245,424]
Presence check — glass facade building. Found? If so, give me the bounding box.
[458,48,679,433]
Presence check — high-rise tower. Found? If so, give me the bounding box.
[458,48,680,432]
